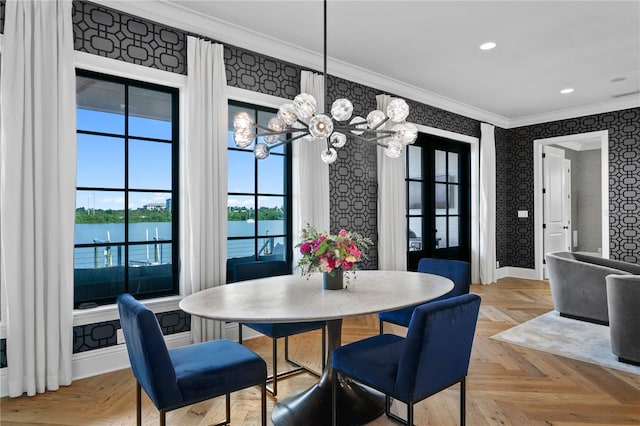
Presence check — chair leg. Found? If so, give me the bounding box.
[284,335,290,360]
[159,410,166,426]
[238,323,243,344]
[136,382,142,426]
[272,337,278,396]
[225,393,231,425]
[461,377,466,426]
[261,382,267,426]
[385,395,391,417]
[407,402,413,426]
[379,319,384,335]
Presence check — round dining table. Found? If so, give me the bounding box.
[179,270,453,426]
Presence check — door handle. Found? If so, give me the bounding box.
[563,226,569,229]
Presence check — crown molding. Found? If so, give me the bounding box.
[90,1,639,131]
[90,0,509,128]
[506,96,640,128]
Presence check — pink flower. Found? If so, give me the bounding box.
[299,241,312,254]
[339,229,347,237]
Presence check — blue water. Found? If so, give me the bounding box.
[75,220,285,267]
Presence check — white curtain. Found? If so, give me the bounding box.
[376,95,407,271]
[0,0,75,396]
[185,36,227,342]
[292,71,330,267]
[479,122,496,284]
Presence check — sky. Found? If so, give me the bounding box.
[77,108,285,210]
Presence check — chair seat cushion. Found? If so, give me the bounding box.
[170,339,266,404]
[332,334,404,394]
[243,321,325,338]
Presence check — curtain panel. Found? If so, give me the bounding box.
[376,94,407,271]
[479,122,496,284]
[185,36,228,342]
[292,71,330,267]
[0,0,76,396]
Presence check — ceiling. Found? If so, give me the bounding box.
[108,1,640,127]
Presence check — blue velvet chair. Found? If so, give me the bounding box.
[117,293,267,426]
[379,258,471,334]
[333,294,481,426]
[234,260,327,396]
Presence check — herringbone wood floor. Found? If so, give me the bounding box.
[1,278,639,425]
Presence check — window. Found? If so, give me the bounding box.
[74,70,179,308]
[406,134,470,270]
[226,101,292,282]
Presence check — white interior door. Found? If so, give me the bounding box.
[543,146,570,277]
[563,158,572,252]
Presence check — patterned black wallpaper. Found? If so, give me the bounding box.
[224,45,301,100]
[73,310,190,353]
[73,1,186,74]
[495,126,513,267]
[504,108,640,267]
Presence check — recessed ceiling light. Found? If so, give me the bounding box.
[479,42,496,51]
[610,77,627,83]
[560,88,574,94]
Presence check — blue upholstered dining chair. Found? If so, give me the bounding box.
[117,293,267,426]
[234,260,327,396]
[379,258,471,334]
[333,294,481,426]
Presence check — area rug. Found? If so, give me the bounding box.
[491,310,640,375]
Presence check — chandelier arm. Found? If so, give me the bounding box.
[283,132,312,144]
[333,125,395,136]
[370,116,391,131]
[255,129,302,137]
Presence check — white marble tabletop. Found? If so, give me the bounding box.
[179,270,454,323]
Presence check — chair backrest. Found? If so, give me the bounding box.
[234,260,289,281]
[417,258,471,300]
[395,294,481,402]
[117,293,181,409]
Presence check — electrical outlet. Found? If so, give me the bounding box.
[117,329,125,345]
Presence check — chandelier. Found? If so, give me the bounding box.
[232,0,418,163]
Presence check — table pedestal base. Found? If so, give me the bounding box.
[271,376,384,426]
[272,319,385,426]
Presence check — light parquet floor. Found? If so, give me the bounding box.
[1,277,639,425]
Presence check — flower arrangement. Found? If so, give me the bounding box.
[296,225,372,277]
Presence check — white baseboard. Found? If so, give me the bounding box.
[496,266,538,281]
[0,368,6,397]
[0,332,191,397]
[72,331,191,380]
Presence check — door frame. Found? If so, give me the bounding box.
[533,130,609,280]
[415,124,479,283]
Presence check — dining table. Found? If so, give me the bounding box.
[179,270,453,426]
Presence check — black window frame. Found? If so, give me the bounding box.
[74,69,180,308]
[226,100,293,282]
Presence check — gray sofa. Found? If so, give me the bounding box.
[545,251,640,325]
[606,275,640,365]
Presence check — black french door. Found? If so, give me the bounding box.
[406,133,471,271]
